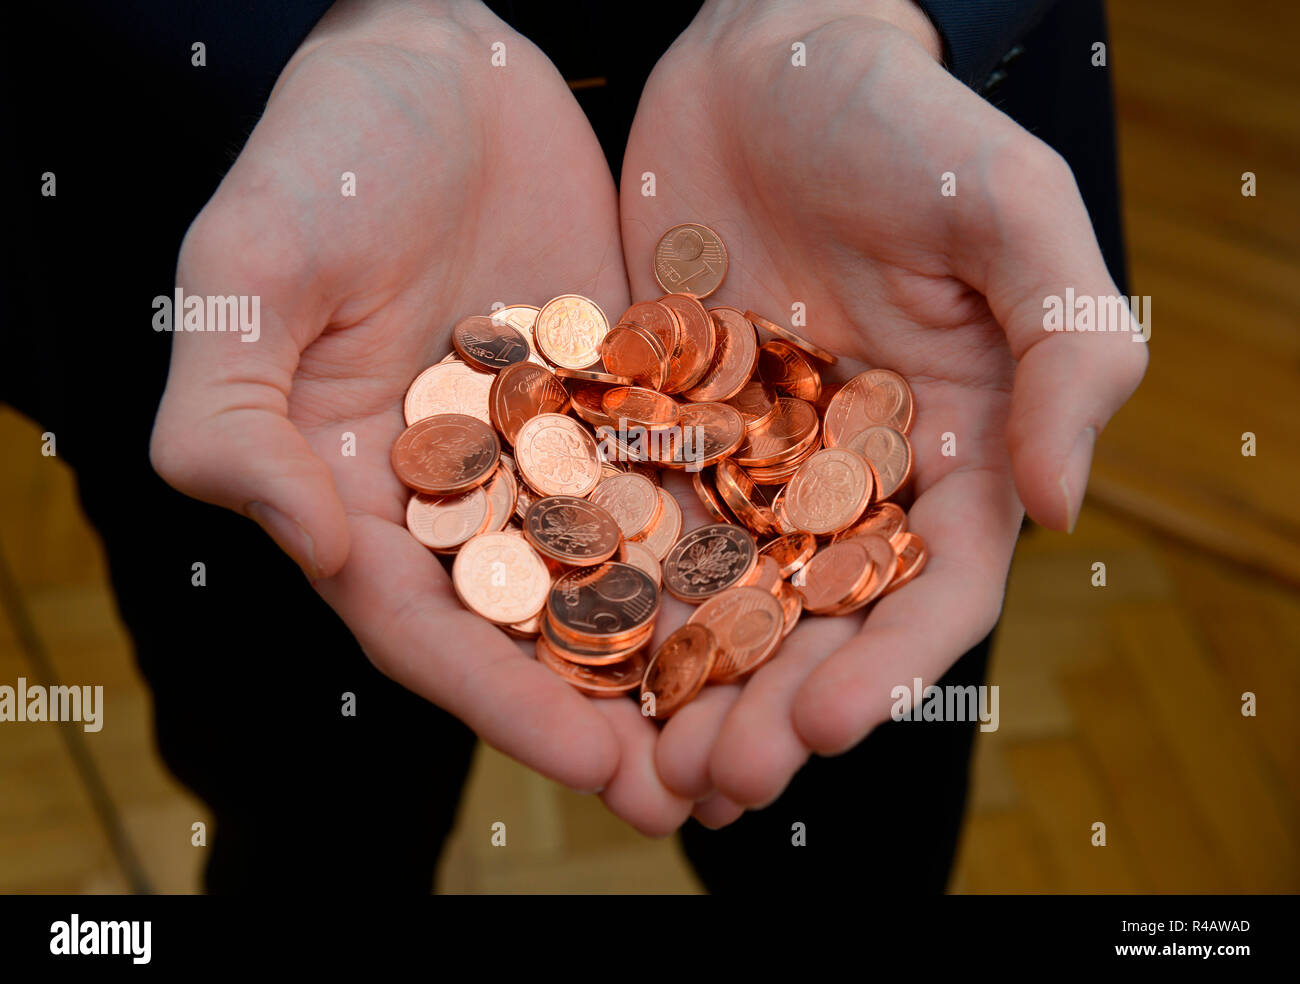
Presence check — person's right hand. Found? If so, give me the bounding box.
[149,0,673,808]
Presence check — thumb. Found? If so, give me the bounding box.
[963,145,1148,532]
[150,216,350,578]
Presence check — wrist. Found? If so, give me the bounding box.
[697,0,942,62]
[861,0,942,60]
[288,0,489,66]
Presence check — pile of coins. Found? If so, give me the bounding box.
[390,223,926,720]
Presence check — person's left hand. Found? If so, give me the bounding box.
[619,0,1148,826]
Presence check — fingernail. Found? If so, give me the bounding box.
[246,501,321,578]
[1059,427,1096,533]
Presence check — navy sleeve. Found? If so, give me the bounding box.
[911,0,1059,90]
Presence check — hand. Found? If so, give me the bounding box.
[619,0,1147,823]
[150,0,646,800]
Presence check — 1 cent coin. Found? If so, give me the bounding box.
[654,222,729,299]
[640,624,719,720]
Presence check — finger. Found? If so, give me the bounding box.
[691,791,746,830]
[654,683,741,799]
[708,615,859,808]
[151,210,349,578]
[594,699,694,837]
[316,513,620,794]
[958,144,1148,532]
[793,463,1021,755]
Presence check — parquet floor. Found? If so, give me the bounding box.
[1,0,1296,893]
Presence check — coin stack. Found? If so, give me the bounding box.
[390,223,926,720]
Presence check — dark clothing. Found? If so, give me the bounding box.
[4,0,1122,892]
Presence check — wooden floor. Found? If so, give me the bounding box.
[1,0,1296,893]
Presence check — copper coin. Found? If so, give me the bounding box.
[844,425,912,500]
[600,322,668,390]
[513,413,602,498]
[731,397,819,467]
[814,381,842,416]
[639,488,684,561]
[653,222,728,299]
[601,386,680,432]
[403,360,494,426]
[658,293,717,392]
[793,541,873,614]
[882,532,927,595]
[490,304,547,366]
[620,540,663,587]
[688,586,784,683]
[452,315,532,372]
[405,488,489,552]
[534,294,609,369]
[523,495,621,566]
[743,431,823,483]
[481,465,518,533]
[757,340,822,403]
[770,485,796,534]
[833,533,898,613]
[777,581,803,637]
[587,473,662,541]
[745,310,838,365]
[628,462,662,486]
[488,362,571,445]
[568,381,618,430]
[744,555,784,596]
[758,531,817,578]
[540,611,654,665]
[714,459,779,536]
[656,402,746,470]
[783,448,875,535]
[537,637,648,697]
[640,624,718,720]
[684,307,756,402]
[596,422,656,467]
[691,468,739,525]
[555,367,634,385]
[823,368,915,442]
[620,301,680,366]
[662,523,759,603]
[502,610,542,640]
[832,501,908,546]
[547,562,661,642]
[726,380,777,428]
[451,531,551,625]
[391,413,500,495]
[501,454,543,522]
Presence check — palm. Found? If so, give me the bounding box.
[621,13,1031,809]
[165,17,634,795]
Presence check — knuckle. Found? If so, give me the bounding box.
[987,135,1078,224]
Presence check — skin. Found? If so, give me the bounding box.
[152,0,1146,835]
[151,0,637,800]
[620,0,1147,821]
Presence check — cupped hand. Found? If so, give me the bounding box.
[619,0,1147,820]
[150,0,661,805]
